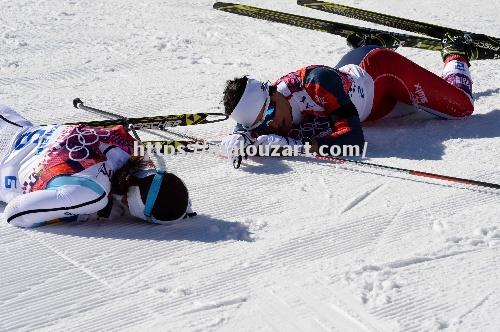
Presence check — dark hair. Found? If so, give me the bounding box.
[222,77,277,116]
[222,76,248,115]
[112,156,142,195]
[137,173,189,221]
[269,85,277,96]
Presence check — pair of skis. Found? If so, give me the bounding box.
[213,1,500,60]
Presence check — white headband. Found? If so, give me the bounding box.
[230,78,270,129]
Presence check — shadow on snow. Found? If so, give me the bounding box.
[357,108,500,160]
[31,214,253,243]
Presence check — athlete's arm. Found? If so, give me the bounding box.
[303,66,355,116]
[312,115,365,155]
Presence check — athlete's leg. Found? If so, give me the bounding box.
[335,45,381,68]
[359,48,473,121]
[5,177,107,228]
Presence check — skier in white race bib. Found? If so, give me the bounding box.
[219,34,474,161]
[0,104,192,228]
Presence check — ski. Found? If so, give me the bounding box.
[66,113,227,130]
[297,0,500,60]
[213,2,441,51]
[69,98,228,130]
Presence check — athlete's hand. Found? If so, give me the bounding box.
[255,134,302,147]
[220,132,255,163]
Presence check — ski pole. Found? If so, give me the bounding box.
[314,154,500,191]
[72,98,143,141]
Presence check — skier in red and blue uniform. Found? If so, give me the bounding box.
[220,33,474,159]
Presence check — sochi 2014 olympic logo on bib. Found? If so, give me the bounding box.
[65,128,110,161]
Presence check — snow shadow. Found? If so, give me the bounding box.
[240,156,294,175]
[363,108,500,160]
[473,88,500,100]
[34,214,253,243]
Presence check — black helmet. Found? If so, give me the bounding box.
[127,171,190,223]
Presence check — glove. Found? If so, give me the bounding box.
[254,134,306,156]
[254,134,302,147]
[219,132,255,163]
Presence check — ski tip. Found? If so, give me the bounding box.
[213,2,231,9]
[72,98,83,109]
[297,0,314,5]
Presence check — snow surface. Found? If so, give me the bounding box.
[1,0,499,331]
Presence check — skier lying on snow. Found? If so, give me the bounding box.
[220,33,475,160]
[0,105,192,228]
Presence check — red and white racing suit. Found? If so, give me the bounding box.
[242,47,473,152]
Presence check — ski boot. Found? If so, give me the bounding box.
[441,33,474,98]
[441,32,475,63]
[346,32,400,49]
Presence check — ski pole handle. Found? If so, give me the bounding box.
[73,98,125,119]
[72,98,143,140]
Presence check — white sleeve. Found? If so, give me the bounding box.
[0,105,34,202]
[0,104,33,127]
[4,180,108,228]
